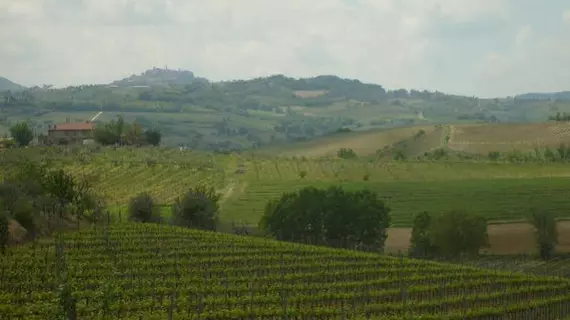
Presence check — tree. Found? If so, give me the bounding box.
[337,148,357,159]
[9,122,34,147]
[409,211,437,258]
[144,129,161,146]
[260,186,391,251]
[428,210,488,258]
[128,193,160,223]
[171,185,220,231]
[0,209,8,255]
[529,210,558,260]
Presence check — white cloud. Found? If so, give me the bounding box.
[0,0,568,97]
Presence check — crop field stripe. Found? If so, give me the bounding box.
[2,223,570,319]
[222,177,570,226]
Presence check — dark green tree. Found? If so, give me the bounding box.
[144,129,162,146]
[260,186,391,251]
[171,185,220,231]
[529,210,558,260]
[128,193,160,223]
[9,121,34,147]
[337,148,357,159]
[0,209,8,255]
[409,211,437,258]
[428,210,488,258]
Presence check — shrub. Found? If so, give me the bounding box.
[260,186,391,251]
[171,185,220,231]
[128,193,160,223]
[337,148,357,159]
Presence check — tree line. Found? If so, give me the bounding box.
[4,116,162,148]
[122,183,560,262]
[93,115,161,146]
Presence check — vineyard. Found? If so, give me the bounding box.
[2,223,570,319]
[2,146,570,226]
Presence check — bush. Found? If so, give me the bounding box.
[128,193,160,223]
[337,148,357,159]
[171,185,220,231]
[259,186,391,251]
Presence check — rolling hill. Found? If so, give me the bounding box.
[262,121,570,158]
[0,76,24,91]
[1,68,570,151]
[3,222,570,319]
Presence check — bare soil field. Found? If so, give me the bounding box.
[384,221,570,255]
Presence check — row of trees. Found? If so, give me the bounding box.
[0,162,104,253]
[93,116,161,146]
[127,185,220,231]
[259,186,560,260]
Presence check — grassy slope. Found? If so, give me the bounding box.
[266,121,570,158]
[2,223,570,319]
[5,146,570,228]
[448,122,570,154]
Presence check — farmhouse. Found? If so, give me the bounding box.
[46,121,95,145]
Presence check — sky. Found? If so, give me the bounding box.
[1,0,569,98]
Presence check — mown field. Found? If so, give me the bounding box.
[265,121,570,158]
[221,178,570,227]
[3,223,570,319]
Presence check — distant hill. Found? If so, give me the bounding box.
[111,68,209,87]
[2,67,570,151]
[0,77,24,91]
[515,91,570,101]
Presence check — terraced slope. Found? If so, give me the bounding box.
[2,223,570,319]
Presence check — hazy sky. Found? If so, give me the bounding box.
[1,0,569,97]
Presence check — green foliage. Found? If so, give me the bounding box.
[3,223,570,319]
[488,151,501,161]
[548,112,570,121]
[393,150,406,160]
[428,210,489,258]
[0,209,8,255]
[171,185,220,231]
[409,211,436,258]
[337,148,357,159]
[128,193,160,223]
[144,129,161,146]
[0,161,104,236]
[259,186,391,251]
[94,115,160,146]
[529,210,558,260]
[9,121,34,147]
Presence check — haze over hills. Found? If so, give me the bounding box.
[0,77,25,92]
[1,68,570,151]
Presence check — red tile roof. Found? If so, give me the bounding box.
[49,122,94,131]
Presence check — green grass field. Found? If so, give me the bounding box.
[221,178,570,226]
[3,223,570,319]
[4,147,570,228]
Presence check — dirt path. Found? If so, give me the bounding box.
[384,221,570,255]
